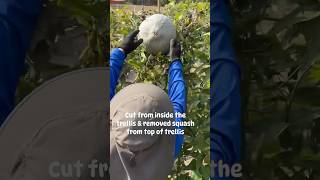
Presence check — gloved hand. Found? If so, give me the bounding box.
[169,39,181,61]
[119,30,143,55]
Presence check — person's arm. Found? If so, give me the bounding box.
[168,39,187,158]
[211,0,241,176]
[0,0,42,125]
[110,48,126,99]
[110,30,143,100]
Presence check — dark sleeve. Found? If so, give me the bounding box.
[210,0,242,174]
[0,0,42,125]
[110,48,126,100]
[168,60,187,158]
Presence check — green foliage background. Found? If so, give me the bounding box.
[16,0,320,179]
[231,0,320,179]
[111,1,210,179]
[17,0,107,102]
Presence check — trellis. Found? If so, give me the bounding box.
[140,0,161,13]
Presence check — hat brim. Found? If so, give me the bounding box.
[0,68,109,179]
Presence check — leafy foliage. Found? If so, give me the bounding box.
[17,0,107,102]
[111,0,210,179]
[231,0,320,179]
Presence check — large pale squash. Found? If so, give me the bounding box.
[138,14,176,55]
